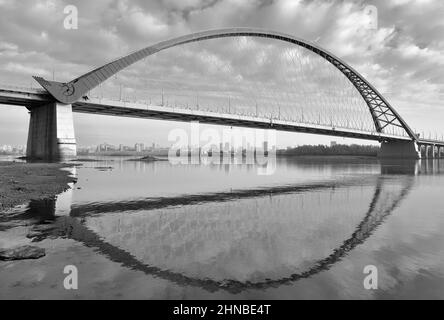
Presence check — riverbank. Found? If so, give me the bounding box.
[0,161,76,214]
[276,154,377,159]
[277,144,380,157]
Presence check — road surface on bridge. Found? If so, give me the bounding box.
[0,85,417,143]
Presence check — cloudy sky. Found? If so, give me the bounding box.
[0,0,443,147]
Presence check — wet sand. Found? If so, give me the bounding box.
[0,162,76,213]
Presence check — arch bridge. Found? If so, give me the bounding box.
[1,28,442,159]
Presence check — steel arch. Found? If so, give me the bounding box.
[33,27,417,140]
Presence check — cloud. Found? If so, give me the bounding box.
[4,62,50,76]
[0,0,443,144]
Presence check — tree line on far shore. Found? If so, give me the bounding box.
[277,144,380,156]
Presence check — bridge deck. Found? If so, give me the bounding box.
[0,86,442,145]
[72,98,411,142]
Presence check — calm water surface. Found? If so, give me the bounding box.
[1,156,444,299]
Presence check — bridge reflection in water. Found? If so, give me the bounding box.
[15,159,444,293]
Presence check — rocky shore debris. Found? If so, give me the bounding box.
[0,245,46,261]
[26,223,56,240]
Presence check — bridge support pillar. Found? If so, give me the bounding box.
[26,102,77,161]
[422,145,427,158]
[426,145,433,158]
[432,145,438,158]
[378,140,421,159]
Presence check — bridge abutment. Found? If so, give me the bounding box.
[26,102,77,160]
[378,140,421,159]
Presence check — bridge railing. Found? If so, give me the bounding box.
[3,85,441,142]
[0,83,47,94]
[86,93,414,139]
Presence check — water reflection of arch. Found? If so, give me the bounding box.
[52,171,415,293]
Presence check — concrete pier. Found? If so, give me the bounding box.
[378,140,421,159]
[418,144,443,159]
[26,102,77,160]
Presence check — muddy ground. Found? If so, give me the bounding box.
[0,161,76,213]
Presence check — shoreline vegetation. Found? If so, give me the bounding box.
[0,161,76,214]
[277,144,380,157]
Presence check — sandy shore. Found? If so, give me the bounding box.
[0,161,76,214]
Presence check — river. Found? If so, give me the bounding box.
[1,156,444,299]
